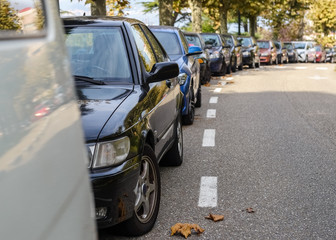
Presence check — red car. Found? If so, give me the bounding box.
[314,45,327,63]
[257,40,277,65]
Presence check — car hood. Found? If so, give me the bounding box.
[208,46,222,54]
[260,49,270,53]
[76,84,133,142]
[296,49,306,55]
[242,46,254,52]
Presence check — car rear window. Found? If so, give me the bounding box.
[65,27,132,83]
[185,35,202,48]
[152,31,182,58]
[293,42,306,49]
[0,0,46,39]
[257,41,270,49]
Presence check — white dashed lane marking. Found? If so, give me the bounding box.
[202,129,216,147]
[309,75,328,80]
[206,109,216,118]
[209,97,218,104]
[198,176,218,208]
[295,66,308,70]
[316,67,328,70]
[214,88,222,93]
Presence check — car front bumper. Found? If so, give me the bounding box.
[242,55,253,65]
[260,56,271,63]
[91,155,141,228]
[209,57,223,73]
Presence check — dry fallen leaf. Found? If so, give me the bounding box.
[205,213,224,222]
[246,207,255,213]
[204,82,211,87]
[171,223,205,238]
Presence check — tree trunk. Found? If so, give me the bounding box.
[91,0,106,16]
[249,16,256,37]
[219,4,228,34]
[238,11,241,35]
[159,0,174,26]
[188,0,202,32]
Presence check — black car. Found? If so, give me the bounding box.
[220,34,243,72]
[184,32,212,84]
[283,42,299,63]
[237,36,260,68]
[200,32,231,75]
[274,41,289,64]
[325,47,336,63]
[64,17,183,236]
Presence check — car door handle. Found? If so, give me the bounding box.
[166,80,171,88]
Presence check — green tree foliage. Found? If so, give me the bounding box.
[309,0,336,35]
[0,0,21,31]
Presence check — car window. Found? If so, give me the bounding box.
[141,25,167,62]
[315,46,322,51]
[185,35,202,48]
[238,37,252,47]
[284,43,293,50]
[65,26,132,82]
[223,36,233,46]
[152,31,182,59]
[257,41,269,49]
[201,34,221,47]
[274,42,280,49]
[179,30,189,53]
[0,0,46,38]
[131,24,157,72]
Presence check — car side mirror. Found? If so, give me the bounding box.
[147,62,179,83]
[187,46,203,56]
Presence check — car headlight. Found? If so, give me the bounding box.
[243,51,250,56]
[178,73,188,85]
[210,51,220,59]
[91,136,130,168]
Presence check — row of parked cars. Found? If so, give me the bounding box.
[64,16,336,237]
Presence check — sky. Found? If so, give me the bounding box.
[59,0,159,25]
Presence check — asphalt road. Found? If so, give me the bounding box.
[100,63,336,240]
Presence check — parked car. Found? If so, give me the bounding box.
[200,32,231,75]
[293,41,315,62]
[150,26,202,124]
[257,40,277,65]
[314,45,327,63]
[326,47,336,63]
[0,1,97,239]
[184,32,212,84]
[274,41,289,64]
[237,36,260,68]
[220,34,243,71]
[283,42,299,63]
[64,17,184,236]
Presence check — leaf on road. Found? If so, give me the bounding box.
[205,213,224,222]
[204,82,211,87]
[171,223,205,238]
[245,207,255,213]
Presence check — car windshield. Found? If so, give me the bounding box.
[293,42,306,49]
[274,42,281,49]
[223,36,233,46]
[152,31,182,59]
[315,46,322,51]
[284,43,293,50]
[65,27,132,83]
[238,37,252,47]
[185,35,202,48]
[257,41,269,49]
[201,34,221,47]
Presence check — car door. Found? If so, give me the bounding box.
[131,24,177,158]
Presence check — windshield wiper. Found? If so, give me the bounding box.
[74,75,106,85]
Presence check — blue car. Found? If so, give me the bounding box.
[149,26,202,125]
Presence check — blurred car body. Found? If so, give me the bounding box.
[64,17,183,236]
[326,47,336,63]
[314,45,326,63]
[237,36,260,68]
[0,1,97,240]
[293,41,315,62]
[184,32,212,84]
[274,41,289,64]
[257,40,277,65]
[283,42,299,63]
[200,32,231,75]
[221,34,243,72]
[149,25,202,125]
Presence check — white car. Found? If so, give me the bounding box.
[0,1,97,239]
[293,41,316,63]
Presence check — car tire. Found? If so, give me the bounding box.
[255,59,260,68]
[231,59,237,72]
[120,144,161,236]
[332,57,335,63]
[238,61,243,70]
[182,90,195,125]
[160,115,183,166]
[249,58,255,69]
[195,85,201,108]
[305,55,308,63]
[226,62,232,74]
